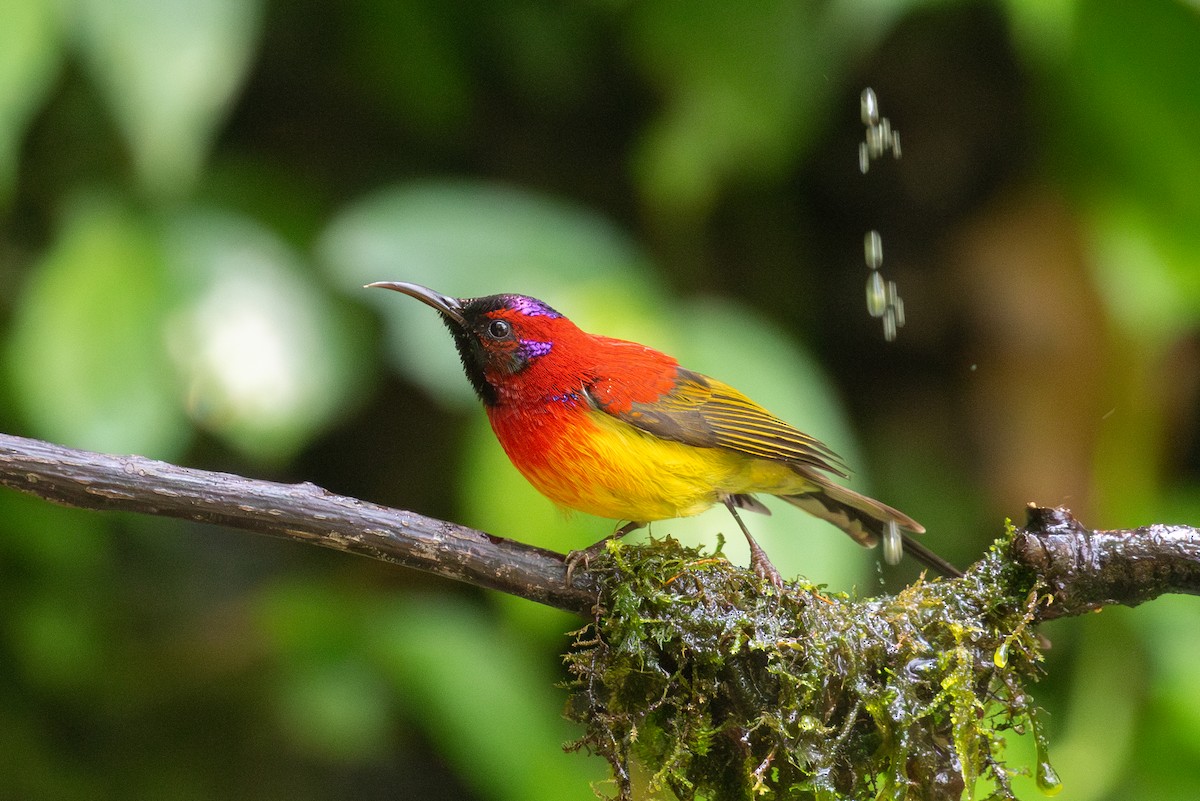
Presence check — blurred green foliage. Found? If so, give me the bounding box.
[1,1,1199,799]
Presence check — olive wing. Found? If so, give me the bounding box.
[586,367,846,477]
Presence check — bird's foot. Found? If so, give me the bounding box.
[564,546,599,583]
[723,497,784,589]
[565,521,644,583]
[748,544,784,589]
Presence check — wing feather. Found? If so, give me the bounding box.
[587,367,847,477]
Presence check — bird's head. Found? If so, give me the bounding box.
[368,281,575,405]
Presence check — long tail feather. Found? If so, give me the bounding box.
[899,532,964,578]
[778,477,961,578]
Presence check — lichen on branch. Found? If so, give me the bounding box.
[564,531,1056,801]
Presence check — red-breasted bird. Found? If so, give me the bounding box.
[369,282,960,582]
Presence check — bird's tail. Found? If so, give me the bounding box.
[778,477,962,578]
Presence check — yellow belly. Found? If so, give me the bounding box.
[511,408,812,523]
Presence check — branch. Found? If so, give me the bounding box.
[1012,504,1200,619]
[4,432,1200,799]
[0,433,598,614]
[3,432,1199,624]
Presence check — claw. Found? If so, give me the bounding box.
[748,541,784,589]
[564,521,644,583]
[564,547,593,583]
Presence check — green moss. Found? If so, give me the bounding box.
[563,528,1049,800]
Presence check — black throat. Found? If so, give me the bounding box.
[445,319,498,406]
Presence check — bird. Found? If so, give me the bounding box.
[368,281,961,583]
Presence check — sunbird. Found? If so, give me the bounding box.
[369,282,960,583]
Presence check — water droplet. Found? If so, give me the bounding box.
[864,230,882,270]
[883,308,897,341]
[866,272,887,317]
[860,88,879,126]
[1030,706,1063,796]
[859,142,869,174]
[1037,761,1063,796]
[866,125,883,158]
[886,281,905,331]
[993,641,1009,668]
[881,519,902,565]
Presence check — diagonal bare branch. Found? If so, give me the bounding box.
[0,432,598,614]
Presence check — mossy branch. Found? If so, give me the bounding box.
[3,432,1200,799]
[565,533,1053,801]
[562,509,1200,800]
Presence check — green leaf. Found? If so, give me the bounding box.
[1087,197,1200,341]
[1062,0,1200,338]
[372,595,606,801]
[0,0,63,203]
[1140,596,1200,752]
[343,0,474,139]
[627,0,911,219]
[6,193,188,458]
[73,0,263,197]
[319,181,660,407]
[162,207,369,464]
[273,658,394,762]
[254,581,396,762]
[1067,0,1200,226]
[0,491,109,576]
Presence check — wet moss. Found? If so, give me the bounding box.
[564,528,1050,800]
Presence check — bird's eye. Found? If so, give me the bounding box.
[486,319,512,340]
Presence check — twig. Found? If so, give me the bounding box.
[0,433,598,614]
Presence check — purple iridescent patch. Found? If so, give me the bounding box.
[520,339,553,359]
[505,294,562,318]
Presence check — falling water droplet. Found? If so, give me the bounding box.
[881,519,902,565]
[867,272,887,317]
[883,307,897,341]
[861,88,879,126]
[866,125,883,159]
[856,88,906,340]
[993,640,1009,668]
[864,230,883,270]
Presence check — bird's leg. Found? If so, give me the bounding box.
[724,498,783,588]
[565,520,645,582]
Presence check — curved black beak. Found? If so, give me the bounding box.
[366,281,468,327]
